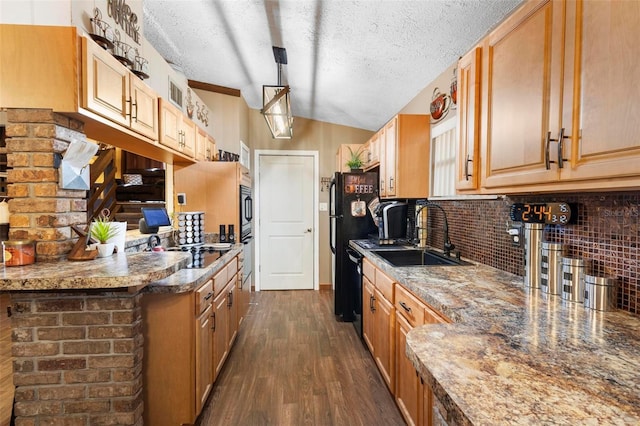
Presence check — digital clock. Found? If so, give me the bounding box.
[509,202,576,224]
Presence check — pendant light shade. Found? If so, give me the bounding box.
[261,46,293,139]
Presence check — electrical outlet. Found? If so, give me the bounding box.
[177,193,187,205]
[507,225,523,247]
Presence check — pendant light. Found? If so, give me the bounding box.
[261,46,293,139]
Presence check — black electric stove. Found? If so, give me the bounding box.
[171,244,231,268]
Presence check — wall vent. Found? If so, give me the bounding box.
[169,79,183,108]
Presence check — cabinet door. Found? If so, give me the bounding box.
[384,118,398,197]
[374,289,395,394]
[212,290,229,380]
[181,117,197,158]
[362,276,375,353]
[195,304,213,415]
[227,278,238,348]
[82,36,129,127]
[196,128,208,161]
[482,0,565,189]
[456,47,482,191]
[130,76,158,140]
[559,0,640,181]
[207,135,216,161]
[396,312,420,426]
[159,99,182,151]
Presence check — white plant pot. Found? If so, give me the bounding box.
[96,243,115,258]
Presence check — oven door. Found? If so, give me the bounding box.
[240,184,253,242]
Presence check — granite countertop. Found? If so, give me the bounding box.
[0,228,242,293]
[350,240,640,425]
[0,251,192,291]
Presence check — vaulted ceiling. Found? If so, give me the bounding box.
[143,0,523,131]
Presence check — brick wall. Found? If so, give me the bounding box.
[5,109,89,261]
[10,291,144,426]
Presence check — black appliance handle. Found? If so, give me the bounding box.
[346,247,362,265]
[244,195,253,222]
[329,178,336,254]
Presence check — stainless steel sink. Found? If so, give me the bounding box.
[370,249,470,267]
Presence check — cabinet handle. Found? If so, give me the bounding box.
[125,97,132,118]
[389,176,394,191]
[131,100,138,122]
[464,154,472,180]
[228,291,233,308]
[212,312,216,331]
[545,131,552,170]
[204,292,213,301]
[557,127,569,169]
[399,301,412,313]
[370,295,376,313]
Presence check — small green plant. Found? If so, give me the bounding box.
[90,214,118,244]
[346,145,364,170]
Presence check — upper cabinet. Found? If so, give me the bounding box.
[481,0,565,190]
[479,0,640,193]
[455,47,481,192]
[159,99,196,159]
[380,114,430,199]
[82,36,158,141]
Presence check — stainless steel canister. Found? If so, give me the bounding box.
[540,242,563,295]
[584,275,617,311]
[561,257,585,303]
[523,223,544,288]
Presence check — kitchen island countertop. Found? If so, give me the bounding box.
[350,240,640,425]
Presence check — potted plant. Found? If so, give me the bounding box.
[346,146,364,171]
[90,214,118,258]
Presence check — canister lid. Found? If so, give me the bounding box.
[541,241,563,250]
[585,274,616,286]
[3,239,35,247]
[561,256,584,266]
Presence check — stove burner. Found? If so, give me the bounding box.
[181,244,232,268]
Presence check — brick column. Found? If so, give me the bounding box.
[5,109,88,261]
[10,291,144,426]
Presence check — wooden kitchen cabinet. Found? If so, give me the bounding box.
[395,284,449,426]
[364,133,381,169]
[456,47,482,192]
[142,278,215,425]
[159,98,196,158]
[82,36,159,141]
[362,258,395,393]
[379,114,430,199]
[480,0,640,192]
[212,256,239,380]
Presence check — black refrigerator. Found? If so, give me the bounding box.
[329,171,378,323]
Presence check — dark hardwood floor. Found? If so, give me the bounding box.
[196,290,405,426]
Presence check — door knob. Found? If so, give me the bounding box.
[305,228,312,233]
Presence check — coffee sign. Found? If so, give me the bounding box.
[107,0,140,45]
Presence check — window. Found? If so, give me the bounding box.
[430,117,457,197]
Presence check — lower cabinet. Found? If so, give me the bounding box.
[143,254,241,426]
[362,258,395,392]
[362,256,449,426]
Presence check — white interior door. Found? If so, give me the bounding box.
[257,153,315,290]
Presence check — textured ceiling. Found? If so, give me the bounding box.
[143,0,523,131]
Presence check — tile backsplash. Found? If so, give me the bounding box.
[425,192,639,315]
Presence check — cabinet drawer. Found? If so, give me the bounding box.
[363,258,375,282]
[195,280,213,315]
[395,284,425,327]
[213,264,228,295]
[226,257,238,280]
[375,269,395,302]
[425,303,450,325]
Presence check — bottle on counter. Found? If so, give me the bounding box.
[228,224,235,244]
[219,224,226,243]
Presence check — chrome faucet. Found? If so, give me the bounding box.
[414,202,455,257]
